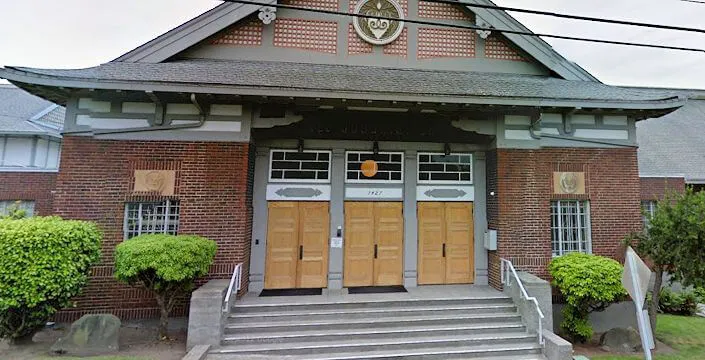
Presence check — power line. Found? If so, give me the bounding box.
[681,0,705,4]
[221,0,705,53]
[427,0,705,35]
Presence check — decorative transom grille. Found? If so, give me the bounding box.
[269,150,331,182]
[281,0,339,11]
[418,1,471,20]
[211,19,263,46]
[417,153,472,184]
[273,18,338,54]
[484,35,528,62]
[417,28,475,59]
[348,24,373,55]
[551,200,591,257]
[383,28,408,57]
[346,151,404,183]
[0,200,35,217]
[124,200,180,239]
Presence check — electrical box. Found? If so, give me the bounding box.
[484,229,497,250]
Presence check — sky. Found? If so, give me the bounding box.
[0,0,704,89]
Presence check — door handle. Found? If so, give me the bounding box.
[299,245,303,260]
[374,244,378,259]
[442,243,446,258]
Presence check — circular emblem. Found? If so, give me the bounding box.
[353,0,405,45]
[559,172,579,194]
[144,171,167,192]
[360,160,379,178]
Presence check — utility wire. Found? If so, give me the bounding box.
[681,0,705,4]
[221,0,705,53]
[426,0,705,35]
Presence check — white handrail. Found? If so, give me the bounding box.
[222,263,243,313]
[500,258,545,346]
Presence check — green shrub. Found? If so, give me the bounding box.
[658,288,698,316]
[114,234,217,339]
[549,253,627,343]
[694,287,705,304]
[0,217,102,342]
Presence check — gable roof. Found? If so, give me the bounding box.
[637,90,705,183]
[0,84,64,137]
[113,0,597,81]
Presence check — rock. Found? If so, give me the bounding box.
[599,327,643,353]
[50,314,120,356]
[697,304,705,317]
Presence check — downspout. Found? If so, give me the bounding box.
[62,93,207,136]
[528,108,636,148]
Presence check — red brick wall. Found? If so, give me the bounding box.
[52,136,252,321]
[487,147,642,288]
[640,177,685,201]
[0,172,56,216]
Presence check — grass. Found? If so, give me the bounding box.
[590,314,705,360]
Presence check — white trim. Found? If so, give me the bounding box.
[344,151,404,184]
[345,186,403,200]
[266,184,331,201]
[417,152,473,185]
[0,168,58,173]
[416,185,475,201]
[268,149,332,184]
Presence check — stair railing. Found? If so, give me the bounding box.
[222,262,243,313]
[500,258,545,346]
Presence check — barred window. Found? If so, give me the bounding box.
[124,200,180,239]
[269,150,331,182]
[641,200,657,226]
[0,200,35,217]
[418,153,472,184]
[346,151,404,183]
[551,200,591,257]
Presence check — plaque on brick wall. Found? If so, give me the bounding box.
[134,170,176,195]
[553,172,585,195]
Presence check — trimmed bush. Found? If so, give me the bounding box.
[549,253,627,343]
[0,217,102,342]
[114,234,217,339]
[658,288,698,316]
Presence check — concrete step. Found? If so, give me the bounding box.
[232,296,513,313]
[229,303,516,322]
[224,312,523,334]
[217,332,537,355]
[208,343,544,359]
[222,323,527,345]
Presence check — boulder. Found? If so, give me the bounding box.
[599,327,642,353]
[50,314,120,356]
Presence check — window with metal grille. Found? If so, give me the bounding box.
[124,200,180,239]
[345,151,404,183]
[0,200,35,217]
[269,150,331,182]
[641,200,657,226]
[551,200,591,256]
[417,153,472,184]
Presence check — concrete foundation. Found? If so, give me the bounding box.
[503,271,553,334]
[186,279,229,350]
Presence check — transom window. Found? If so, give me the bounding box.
[269,150,331,183]
[418,153,473,184]
[346,151,404,183]
[0,200,35,217]
[124,200,180,239]
[551,200,591,257]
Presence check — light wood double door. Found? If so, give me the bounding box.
[418,202,474,285]
[264,201,329,289]
[344,202,404,287]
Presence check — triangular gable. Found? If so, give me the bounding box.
[115,0,595,81]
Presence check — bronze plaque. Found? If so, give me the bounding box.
[134,170,176,195]
[553,172,585,195]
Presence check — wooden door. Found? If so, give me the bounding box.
[417,202,446,285]
[343,202,375,287]
[444,202,474,284]
[265,202,299,289]
[297,202,330,288]
[373,202,404,286]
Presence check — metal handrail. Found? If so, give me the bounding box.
[222,263,243,313]
[500,258,545,346]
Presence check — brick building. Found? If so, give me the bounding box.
[0,0,687,321]
[0,84,63,217]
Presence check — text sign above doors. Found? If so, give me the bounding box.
[345,186,403,200]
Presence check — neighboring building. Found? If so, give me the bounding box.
[0,84,63,217]
[0,0,686,321]
[637,91,705,216]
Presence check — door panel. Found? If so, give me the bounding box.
[445,202,474,284]
[417,202,446,285]
[373,202,404,286]
[298,202,330,288]
[344,202,375,287]
[265,202,300,289]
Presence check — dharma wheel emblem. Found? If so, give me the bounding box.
[353,0,405,45]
